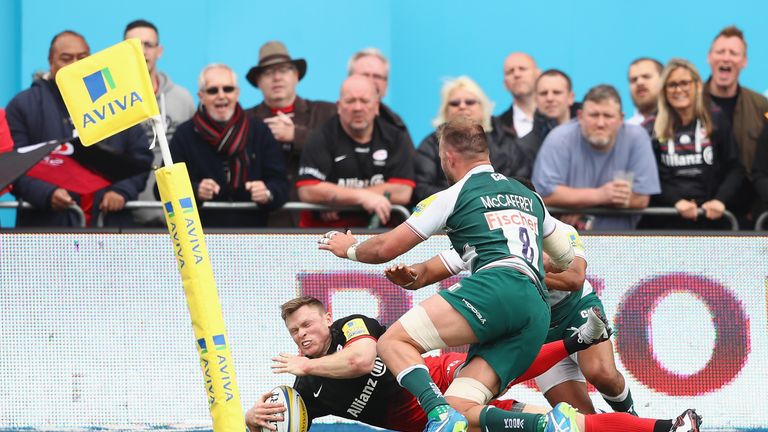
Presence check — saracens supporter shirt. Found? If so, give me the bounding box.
[295,115,415,227]
[650,110,742,206]
[292,315,425,431]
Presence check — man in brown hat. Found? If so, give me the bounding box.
[246,41,336,226]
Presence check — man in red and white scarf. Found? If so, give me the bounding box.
[168,64,288,228]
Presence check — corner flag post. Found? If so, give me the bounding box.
[56,39,246,432]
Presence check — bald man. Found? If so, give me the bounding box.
[497,52,541,138]
[296,76,415,228]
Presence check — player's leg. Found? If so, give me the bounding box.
[446,356,554,432]
[378,293,477,431]
[487,401,701,432]
[509,307,611,387]
[454,271,551,432]
[583,408,702,432]
[578,339,636,415]
[545,379,595,414]
[571,294,636,415]
[535,348,596,413]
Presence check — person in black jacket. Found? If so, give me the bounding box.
[413,76,540,204]
[641,58,744,229]
[6,30,151,228]
[168,64,288,228]
[751,123,768,221]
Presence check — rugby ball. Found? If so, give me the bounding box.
[261,385,308,432]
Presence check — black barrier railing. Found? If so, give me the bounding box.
[755,211,768,231]
[0,201,86,228]
[94,200,412,228]
[548,206,740,231]
[0,201,743,231]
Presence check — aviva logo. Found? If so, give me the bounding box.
[164,201,175,218]
[83,68,116,102]
[197,338,208,355]
[213,334,227,351]
[81,69,145,129]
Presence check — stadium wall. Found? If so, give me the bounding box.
[0,233,765,431]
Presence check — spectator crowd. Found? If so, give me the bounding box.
[2,22,766,231]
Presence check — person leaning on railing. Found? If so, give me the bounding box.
[167,64,288,228]
[531,84,660,230]
[638,58,744,230]
[295,75,415,228]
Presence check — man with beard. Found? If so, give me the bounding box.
[626,58,663,127]
[532,85,660,230]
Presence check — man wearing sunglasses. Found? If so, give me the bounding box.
[123,19,196,227]
[246,41,336,227]
[167,64,288,227]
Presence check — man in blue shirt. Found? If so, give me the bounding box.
[532,84,660,230]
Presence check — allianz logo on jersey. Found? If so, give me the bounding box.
[485,209,538,232]
[81,67,145,128]
[337,174,384,189]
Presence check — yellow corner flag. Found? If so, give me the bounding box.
[55,39,159,146]
[53,40,246,432]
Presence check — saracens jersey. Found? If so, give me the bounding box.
[406,164,558,286]
[295,116,416,227]
[293,314,521,431]
[292,315,418,431]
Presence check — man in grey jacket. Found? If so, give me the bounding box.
[124,19,195,226]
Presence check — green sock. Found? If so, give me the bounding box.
[398,365,448,417]
[602,387,637,415]
[480,405,546,432]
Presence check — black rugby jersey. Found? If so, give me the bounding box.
[295,116,415,227]
[292,315,417,430]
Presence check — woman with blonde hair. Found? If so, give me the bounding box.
[413,76,539,203]
[642,58,743,229]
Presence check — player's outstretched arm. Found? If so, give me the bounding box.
[245,391,287,432]
[319,224,423,264]
[272,337,378,379]
[385,254,454,290]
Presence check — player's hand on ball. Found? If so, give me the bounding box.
[245,391,286,432]
[272,352,311,376]
[318,230,357,258]
[385,264,419,290]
